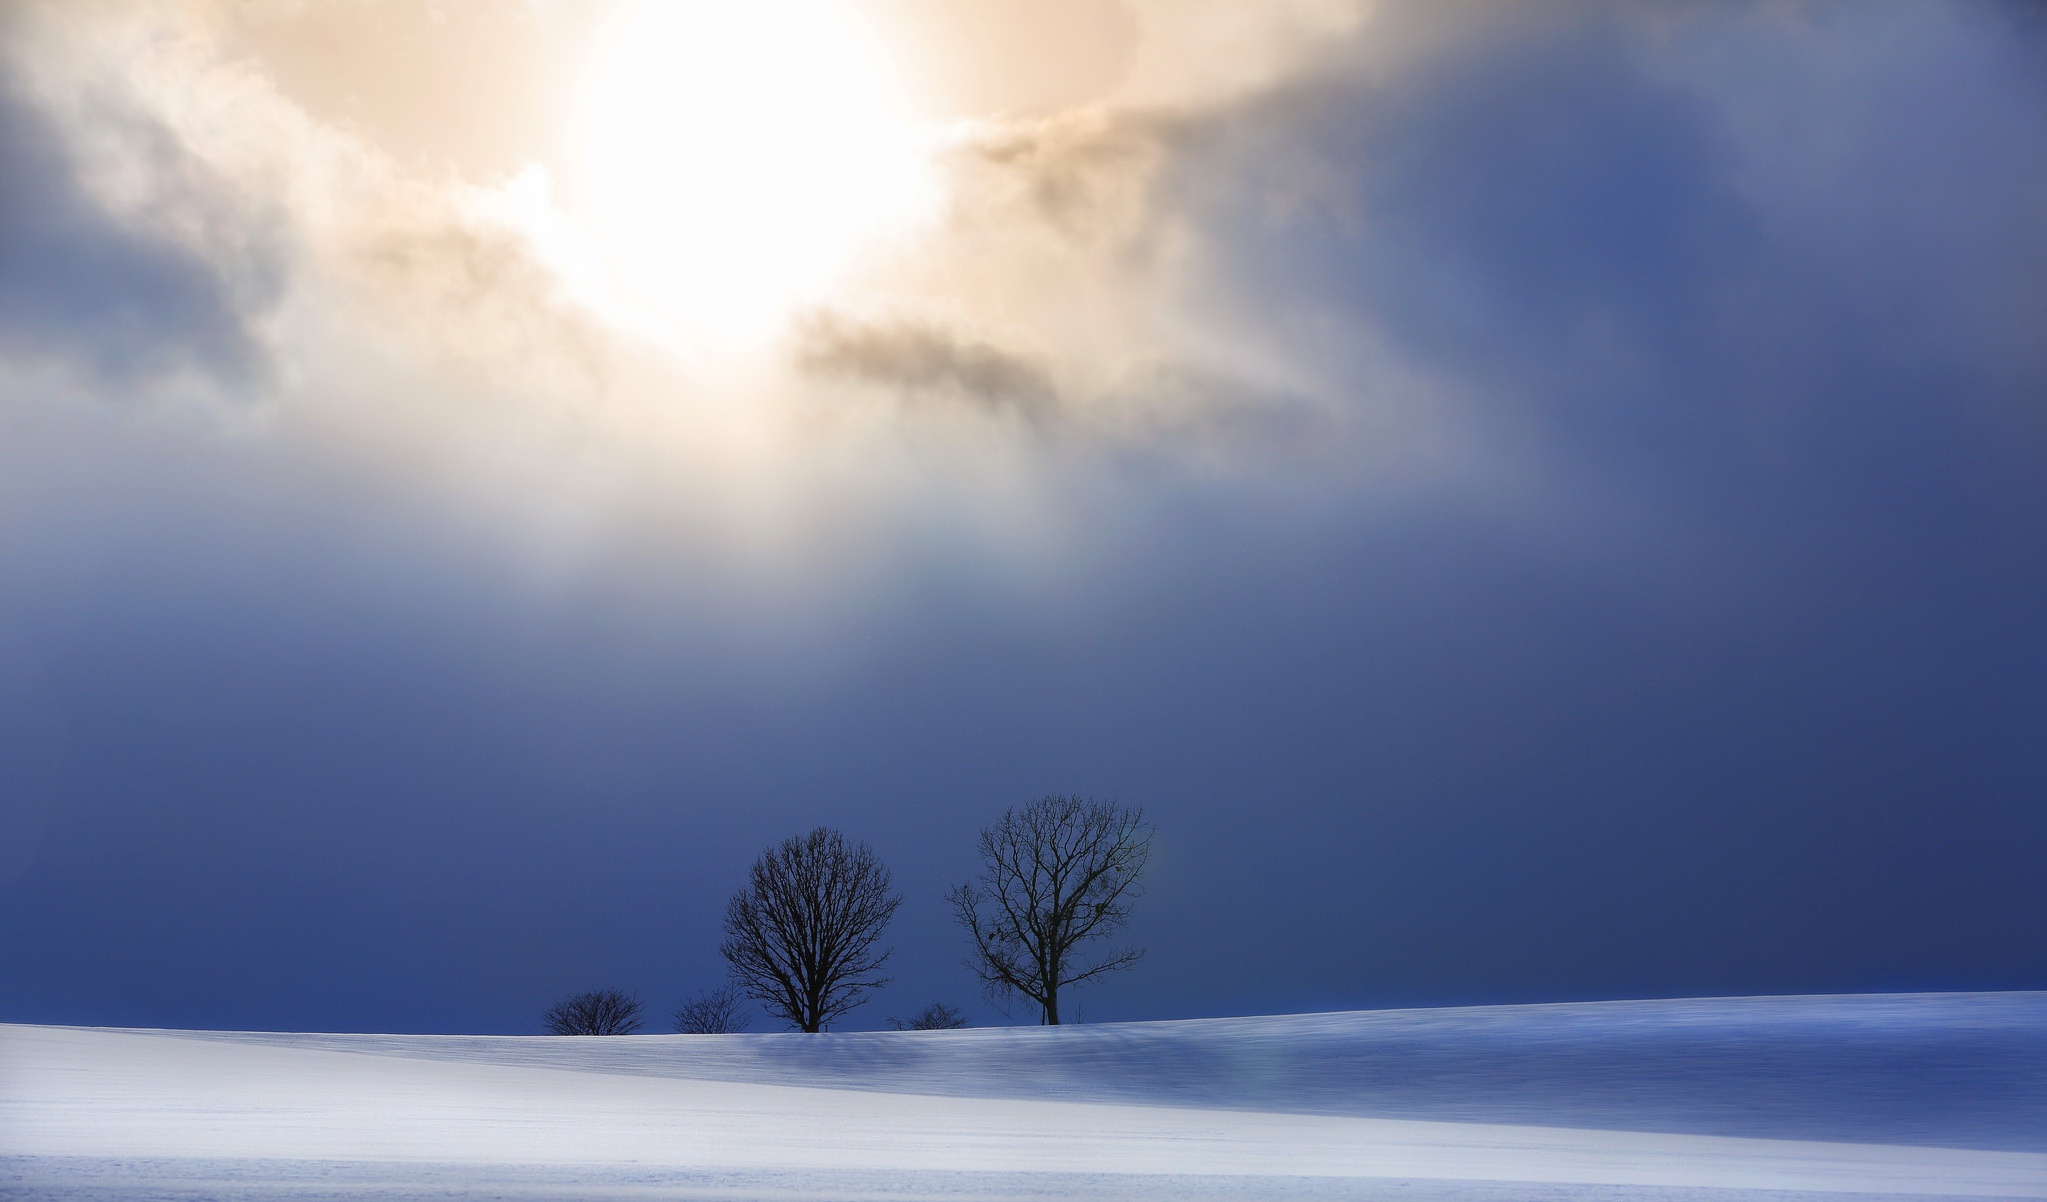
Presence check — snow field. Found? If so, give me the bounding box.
[4,993,2044,1200]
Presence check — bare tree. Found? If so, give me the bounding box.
[543,988,644,1035]
[721,827,901,1032]
[889,1001,969,1030]
[673,983,750,1034]
[948,795,1153,1025]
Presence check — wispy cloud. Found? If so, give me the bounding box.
[795,310,1058,420]
[0,46,283,391]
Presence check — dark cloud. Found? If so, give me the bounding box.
[0,61,285,389]
[794,310,1337,464]
[1153,2,2047,503]
[795,310,1058,418]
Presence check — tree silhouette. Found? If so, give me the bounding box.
[949,795,1152,1025]
[889,1001,969,1030]
[673,983,750,1034]
[543,988,643,1035]
[721,827,901,1032]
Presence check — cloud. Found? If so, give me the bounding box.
[0,47,284,390]
[792,306,1347,476]
[1070,1,2047,517]
[1096,358,1337,466]
[4,0,2039,555]
[946,107,1167,246]
[331,165,610,393]
[794,309,1058,420]
[0,1,618,425]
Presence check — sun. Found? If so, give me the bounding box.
[569,0,934,346]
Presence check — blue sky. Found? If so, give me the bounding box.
[1,0,2043,1033]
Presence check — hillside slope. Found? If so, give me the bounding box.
[5,993,2045,1200]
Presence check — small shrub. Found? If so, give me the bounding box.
[543,988,643,1035]
[890,1001,969,1030]
[674,983,750,1034]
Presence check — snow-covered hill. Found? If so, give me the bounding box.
[5,993,2044,1200]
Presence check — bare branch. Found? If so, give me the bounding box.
[542,988,644,1036]
[889,1001,970,1031]
[673,983,751,1034]
[950,795,1153,1025]
[721,827,902,1032]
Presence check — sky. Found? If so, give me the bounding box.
[0,0,2043,1035]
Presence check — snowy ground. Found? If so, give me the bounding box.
[4,993,2044,1201]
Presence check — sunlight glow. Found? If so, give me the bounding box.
[570,0,934,346]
